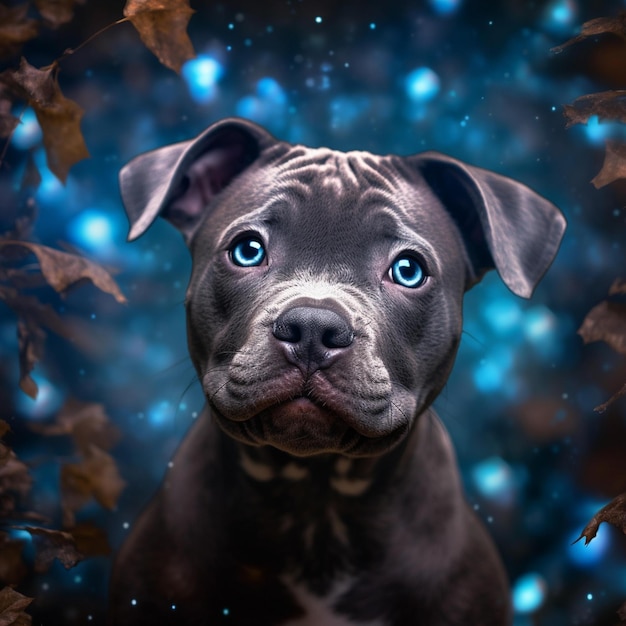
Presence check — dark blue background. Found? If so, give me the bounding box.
[2,0,626,623]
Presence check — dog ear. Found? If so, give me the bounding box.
[408,152,566,298]
[119,118,277,242]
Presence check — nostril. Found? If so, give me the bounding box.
[273,320,301,343]
[322,326,354,349]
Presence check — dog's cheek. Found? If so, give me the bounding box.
[379,288,463,397]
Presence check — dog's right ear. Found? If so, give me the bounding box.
[119,118,277,242]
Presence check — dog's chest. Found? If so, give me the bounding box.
[281,577,386,626]
[235,450,387,625]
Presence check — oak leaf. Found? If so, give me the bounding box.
[23,526,83,572]
[0,533,27,586]
[0,241,126,303]
[563,91,626,128]
[61,446,125,527]
[123,0,196,73]
[0,5,39,60]
[610,277,626,296]
[552,13,626,53]
[578,299,626,356]
[591,141,626,188]
[0,58,89,182]
[0,586,32,626]
[575,492,626,545]
[0,286,74,399]
[32,398,120,454]
[0,87,19,139]
[34,0,80,29]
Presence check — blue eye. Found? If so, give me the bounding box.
[389,255,426,288]
[230,237,266,267]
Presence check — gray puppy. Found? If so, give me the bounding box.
[109,118,565,626]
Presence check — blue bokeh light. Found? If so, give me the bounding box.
[405,67,441,103]
[542,0,577,33]
[15,373,64,420]
[512,572,547,614]
[68,208,121,258]
[429,0,462,16]
[472,456,515,502]
[235,77,287,130]
[11,108,42,150]
[182,55,224,103]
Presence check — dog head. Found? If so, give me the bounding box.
[119,118,565,458]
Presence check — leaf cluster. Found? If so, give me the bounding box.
[0,400,125,621]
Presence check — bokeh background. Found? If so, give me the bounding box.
[2,0,626,624]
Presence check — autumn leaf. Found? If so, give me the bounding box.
[23,526,84,572]
[0,5,39,60]
[552,13,626,53]
[563,91,626,128]
[34,0,81,29]
[0,436,32,518]
[0,285,75,399]
[579,299,626,356]
[0,241,126,303]
[0,87,19,139]
[0,58,89,182]
[575,492,626,545]
[0,586,32,626]
[61,446,125,527]
[591,141,626,188]
[0,533,27,586]
[610,277,626,295]
[123,0,196,73]
[32,398,120,455]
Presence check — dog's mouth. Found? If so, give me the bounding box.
[210,387,412,458]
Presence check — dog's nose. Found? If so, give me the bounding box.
[272,306,354,372]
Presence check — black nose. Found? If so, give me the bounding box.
[272,306,354,372]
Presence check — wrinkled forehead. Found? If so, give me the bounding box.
[201,145,452,249]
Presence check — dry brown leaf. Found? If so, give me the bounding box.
[563,91,626,128]
[610,278,626,295]
[0,5,39,60]
[552,13,626,53]
[0,586,32,626]
[0,285,76,399]
[32,398,120,454]
[23,526,84,572]
[69,521,112,557]
[0,241,126,303]
[0,533,27,586]
[0,449,32,518]
[591,141,626,189]
[34,0,80,28]
[61,446,125,527]
[16,316,44,399]
[0,58,89,182]
[575,492,626,545]
[594,380,626,414]
[0,87,19,139]
[123,0,196,73]
[578,299,626,356]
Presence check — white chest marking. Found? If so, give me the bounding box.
[281,578,385,626]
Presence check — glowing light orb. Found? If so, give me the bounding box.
[405,67,440,103]
[512,572,547,614]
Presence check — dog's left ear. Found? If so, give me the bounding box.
[407,152,566,298]
[119,117,277,242]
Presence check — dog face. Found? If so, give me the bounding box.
[119,118,566,458]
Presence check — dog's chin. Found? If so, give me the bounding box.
[213,398,410,458]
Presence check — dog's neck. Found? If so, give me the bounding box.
[216,413,448,595]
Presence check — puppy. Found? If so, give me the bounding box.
[109,118,565,625]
